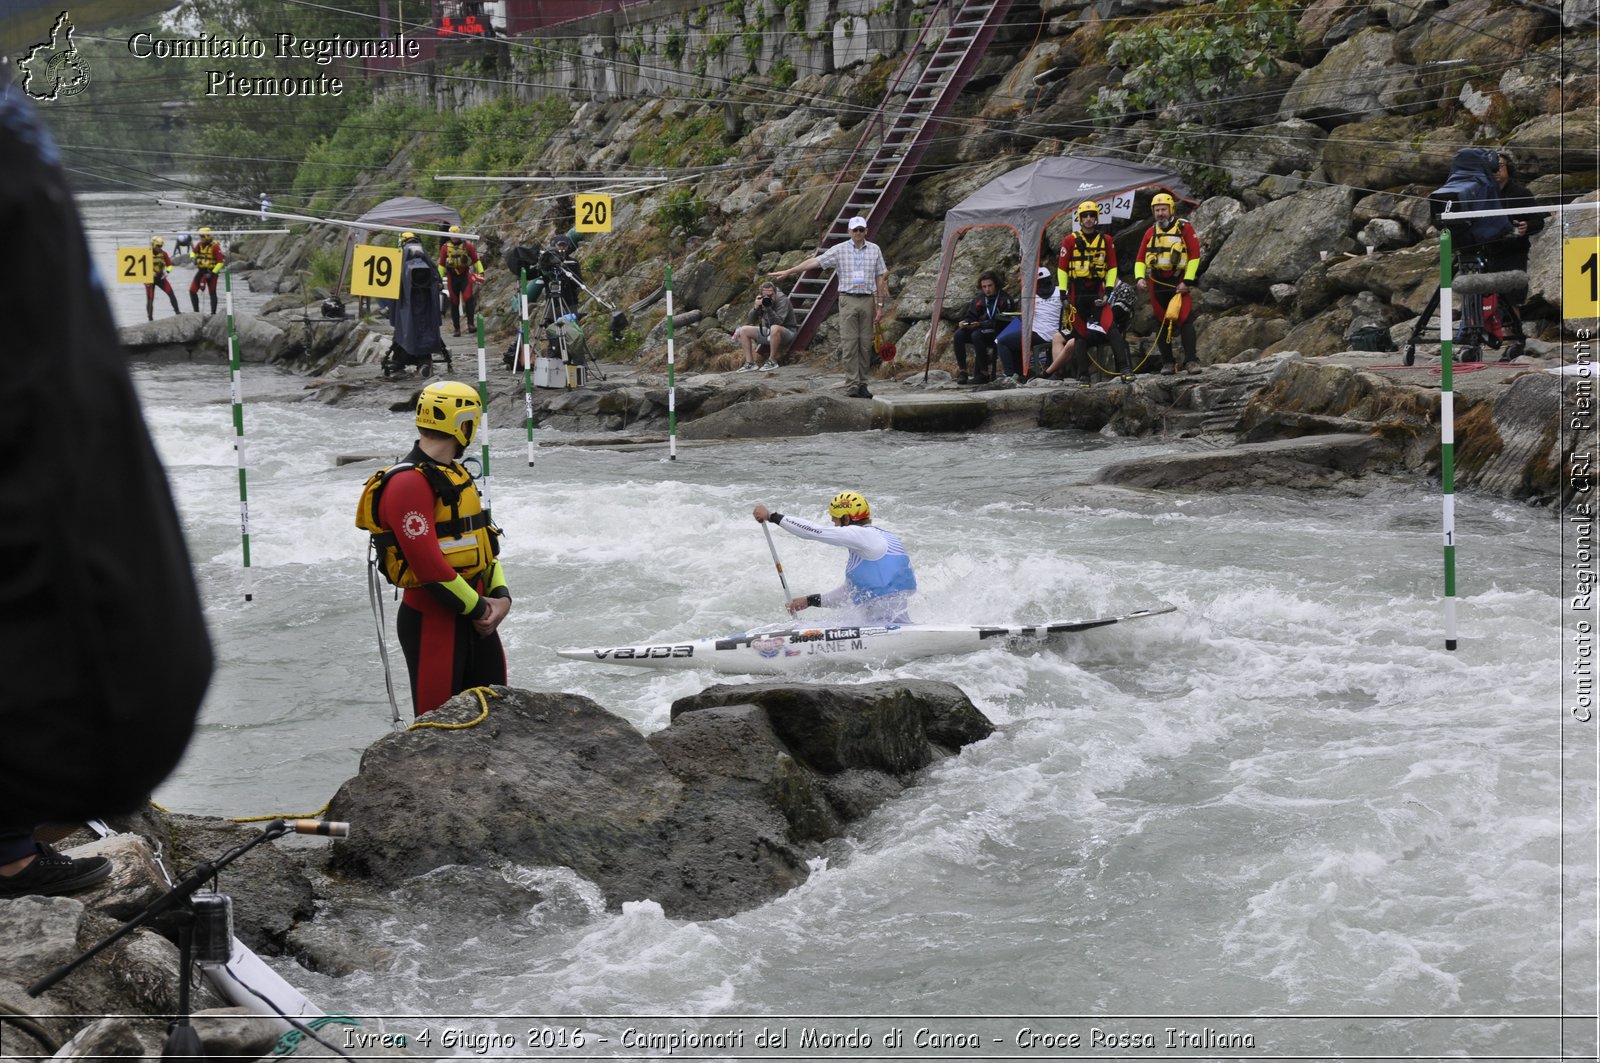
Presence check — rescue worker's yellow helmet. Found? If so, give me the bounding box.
[401,231,416,242]
[1076,200,1100,219]
[449,224,462,234]
[828,491,870,522]
[197,227,212,236]
[1151,192,1177,211]
[416,381,482,448]
[150,236,164,248]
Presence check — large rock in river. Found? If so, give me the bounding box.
[325,683,993,920]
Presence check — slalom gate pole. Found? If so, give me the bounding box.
[1438,229,1457,650]
[475,312,492,514]
[666,264,677,461]
[224,269,254,602]
[520,268,535,467]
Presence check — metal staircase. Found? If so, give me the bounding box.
[785,0,1015,355]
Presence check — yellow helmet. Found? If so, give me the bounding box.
[1076,200,1100,219]
[400,231,416,242]
[150,236,164,248]
[828,491,870,522]
[1151,192,1177,211]
[197,226,212,236]
[448,224,462,234]
[415,381,482,448]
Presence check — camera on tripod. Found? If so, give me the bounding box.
[1428,147,1512,248]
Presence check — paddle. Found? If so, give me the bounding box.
[760,520,794,613]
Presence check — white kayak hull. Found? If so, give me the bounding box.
[557,605,1175,674]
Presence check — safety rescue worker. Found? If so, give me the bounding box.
[146,236,181,320]
[1134,192,1203,374]
[438,224,484,337]
[1057,201,1131,381]
[188,227,225,314]
[357,381,510,716]
[751,491,917,625]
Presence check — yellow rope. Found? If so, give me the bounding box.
[230,802,330,824]
[406,685,497,731]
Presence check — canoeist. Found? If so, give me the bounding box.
[752,491,917,624]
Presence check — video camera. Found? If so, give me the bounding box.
[1429,147,1512,248]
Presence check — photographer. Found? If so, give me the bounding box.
[548,234,582,317]
[1489,150,1543,361]
[732,280,797,373]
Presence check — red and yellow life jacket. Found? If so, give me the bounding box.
[193,239,221,270]
[1065,232,1110,281]
[1143,220,1193,275]
[355,459,499,588]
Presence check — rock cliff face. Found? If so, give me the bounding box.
[237,0,1591,379]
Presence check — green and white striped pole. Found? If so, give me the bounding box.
[666,264,677,461]
[474,312,492,514]
[1438,229,1457,650]
[224,268,254,602]
[520,268,535,467]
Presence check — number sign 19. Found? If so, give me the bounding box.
[351,243,402,299]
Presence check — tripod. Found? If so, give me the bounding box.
[1403,246,1507,366]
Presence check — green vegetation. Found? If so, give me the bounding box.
[706,32,733,58]
[1090,0,1297,194]
[655,187,703,232]
[305,245,345,289]
[628,111,733,167]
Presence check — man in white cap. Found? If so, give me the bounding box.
[771,215,889,398]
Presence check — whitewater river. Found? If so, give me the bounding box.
[94,192,1594,1063]
[117,355,1592,1062]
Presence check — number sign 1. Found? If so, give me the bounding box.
[117,247,152,284]
[351,243,402,299]
[575,193,613,233]
[1564,236,1600,320]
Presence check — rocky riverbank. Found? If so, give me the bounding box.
[1,681,992,1060]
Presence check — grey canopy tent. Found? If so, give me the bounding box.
[923,155,1191,377]
[335,196,465,292]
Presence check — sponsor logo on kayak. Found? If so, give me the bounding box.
[591,644,693,660]
[806,639,864,655]
[824,628,861,641]
[751,637,786,658]
[789,629,825,643]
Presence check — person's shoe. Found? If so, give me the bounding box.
[1121,373,1136,383]
[1499,342,1525,363]
[957,372,969,384]
[759,359,779,372]
[1460,345,1482,363]
[1160,363,1175,375]
[1185,362,1201,374]
[1076,375,1091,387]
[453,327,462,337]
[855,386,873,398]
[735,362,758,373]
[0,844,112,898]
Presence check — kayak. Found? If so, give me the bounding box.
[557,604,1176,674]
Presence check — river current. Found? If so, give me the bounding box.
[93,193,1593,1061]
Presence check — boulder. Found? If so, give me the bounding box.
[1095,432,1399,491]
[1278,28,1401,124]
[1217,120,1327,185]
[1321,115,1469,190]
[117,313,212,360]
[162,816,317,955]
[1378,0,1443,31]
[1504,110,1600,183]
[1450,371,1568,504]
[1402,0,1557,67]
[326,683,995,920]
[1196,313,1291,366]
[678,390,877,438]
[1206,184,1357,299]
